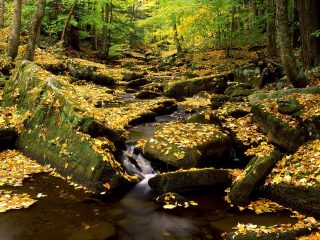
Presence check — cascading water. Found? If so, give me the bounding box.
[119,142,196,238]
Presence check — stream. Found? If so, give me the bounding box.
[0,101,297,240]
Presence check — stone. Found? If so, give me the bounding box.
[277,97,303,115]
[121,71,144,81]
[163,74,228,98]
[134,90,161,99]
[66,58,115,86]
[143,122,231,169]
[263,140,320,216]
[251,93,320,151]
[127,78,150,88]
[229,149,281,206]
[210,94,229,109]
[149,168,232,193]
[2,61,134,192]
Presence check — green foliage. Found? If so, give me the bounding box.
[311,30,320,38]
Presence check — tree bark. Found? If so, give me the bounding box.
[7,0,22,60]
[24,0,46,61]
[276,0,307,88]
[172,17,182,55]
[297,0,320,66]
[0,0,5,28]
[61,0,78,47]
[267,0,277,56]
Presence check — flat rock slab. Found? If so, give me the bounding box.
[148,168,232,193]
[2,61,135,192]
[251,92,320,151]
[163,74,228,98]
[263,140,320,216]
[144,122,231,169]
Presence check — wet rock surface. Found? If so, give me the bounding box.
[143,122,231,169]
[149,168,232,193]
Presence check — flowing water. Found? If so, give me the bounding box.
[0,109,297,240]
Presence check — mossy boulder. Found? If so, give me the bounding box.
[211,94,229,109]
[127,78,150,88]
[134,90,161,99]
[251,93,320,152]
[143,122,231,169]
[163,74,228,98]
[149,168,232,193]
[229,149,281,206]
[66,58,115,86]
[2,61,134,192]
[263,140,320,216]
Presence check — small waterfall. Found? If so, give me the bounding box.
[119,143,196,238]
[122,143,157,196]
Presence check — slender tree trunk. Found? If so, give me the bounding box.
[267,0,277,56]
[0,0,5,28]
[172,17,182,55]
[61,0,78,47]
[100,2,110,59]
[24,0,46,61]
[276,0,307,88]
[292,0,300,48]
[7,0,22,60]
[297,0,320,66]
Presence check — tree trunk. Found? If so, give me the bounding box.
[7,0,22,60]
[100,2,110,59]
[24,0,46,61]
[61,0,78,47]
[292,0,300,48]
[172,17,182,55]
[267,0,277,56]
[276,0,307,88]
[0,0,5,28]
[297,0,320,66]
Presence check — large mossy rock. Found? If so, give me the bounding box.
[250,92,320,152]
[148,168,232,193]
[163,74,228,98]
[66,58,115,86]
[143,122,231,169]
[2,61,134,192]
[263,140,320,216]
[229,149,281,206]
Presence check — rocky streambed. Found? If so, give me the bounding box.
[0,56,320,239]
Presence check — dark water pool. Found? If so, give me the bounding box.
[0,172,296,240]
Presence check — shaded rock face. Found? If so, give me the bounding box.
[163,74,228,98]
[234,65,262,89]
[0,128,16,150]
[2,61,134,192]
[250,91,320,152]
[134,90,161,99]
[210,94,229,109]
[143,122,231,169]
[66,59,115,86]
[149,168,232,193]
[229,149,281,206]
[263,140,320,217]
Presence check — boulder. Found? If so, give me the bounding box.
[143,122,231,169]
[263,140,320,216]
[2,61,134,192]
[163,74,228,98]
[149,168,232,193]
[134,90,161,99]
[251,93,320,151]
[121,71,144,81]
[234,65,263,89]
[66,58,115,86]
[211,94,229,109]
[127,78,150,88]
[229,149,281,206]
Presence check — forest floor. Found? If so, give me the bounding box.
[0,30,320,239]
